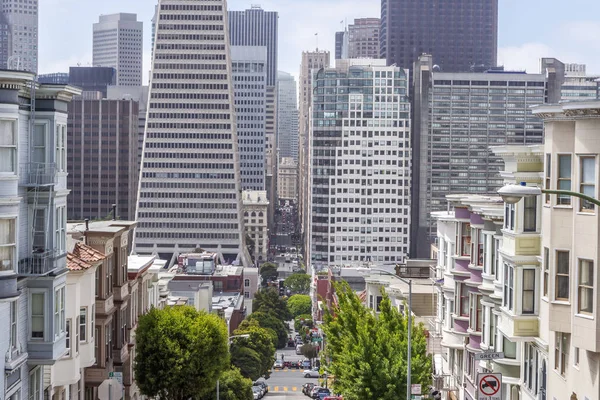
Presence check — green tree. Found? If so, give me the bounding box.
[253,288,292,321]
[232,320,276,379]
[134,306,230,400]
[230,346,262,381]
[294,314,313,332]
[246,311,289,349]
[200,367,253,400]
[287,294,312,318]
[300,343,319,362]
[322,282,432,400]
[284,273,311,294]
[259,263,278,285]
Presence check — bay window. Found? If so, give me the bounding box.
[578,259,594,314]
[54,287,65,337]
[504,203,515,230]
[80,307,87,342]
[0,119,16,173]
[31,292,45,339]
[471,228,484,266]
[524,343,539,393]
[29,367,41,400]
[543,247,549,297]
[9,300,17,350]
[503,264,514,311]
[65,319,71,357]
[523,196,537,232]
[0,218,16,274]
[457,283,469,317]
[503,336,517,359]
[545,153,551,204]
[555,332,569,376]
[557,154,572,205]
[469,293,482,332]
[555,251,570,301]
[522,269,536,314]
[579,156,596,212]
[455,222,471,256]
[55,206,66,254]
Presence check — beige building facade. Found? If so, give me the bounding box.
[242,190,269,264]
[277,157,298,202]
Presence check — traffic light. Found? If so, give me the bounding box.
[278,279,285,296]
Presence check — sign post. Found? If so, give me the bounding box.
[477,373,502,400]
[411,384,422,400]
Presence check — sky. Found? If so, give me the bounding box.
[39,0,600,83]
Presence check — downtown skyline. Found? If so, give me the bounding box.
[39,0,600,81]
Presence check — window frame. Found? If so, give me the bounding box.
[28,367,41,400]
[469,293,482,332]
[0,217,16,275]
[54,286,66,338]
[522,269,536,314]
[545,153,551,204]
[556,154,572,206]
[577,259,594,315]
[30,291,46,340]
[9,300,17,350]
[555,250,570,301]
[458,283,469,317]
[65,318,72,357]
[523,195,537,232]
[503,263,514,311]
[579,155,596,212]
[0,119,17,174]
[504,203,515,231]
[543,247,549,298]
[555,332,569,376]
[79,307,87,342]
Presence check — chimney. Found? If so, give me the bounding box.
[112,204,117,220]
[85,218,89,231]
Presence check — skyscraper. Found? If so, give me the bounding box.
[334,31,346,60]
[347,18,380,59]
[134,0,247,266]
[93,13,143,86]
[276,71,299,161]
[309,60,412,266]
[0,0,38,72]
[231,45,267,191]
[380,0,498,72]
[411,54,545,257]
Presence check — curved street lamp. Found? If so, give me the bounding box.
[498,182,600,206]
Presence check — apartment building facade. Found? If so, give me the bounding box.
[0,71,80,399]
[309,59,411,267]
[242,190,269,264]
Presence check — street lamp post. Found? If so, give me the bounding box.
[498,183,600,206]
[218,334,251,400]
[358,267,413,400]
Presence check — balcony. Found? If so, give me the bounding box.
[19,163,57,187]
[18,250,65,276]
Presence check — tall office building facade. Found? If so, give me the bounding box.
[347,18,380,59]
[93,13,143,86]
[231,45,267,191]
[334,31,346,60]
[309,60,411,266]
[298,50,330,260]
[135,0,247,266]
[67,99,139,221]
[276,71,299,161]
[542,58,600,103]
[0,0,38,72]
[68,66,116,97]
[411,54,545,257]
[380,0,498,72]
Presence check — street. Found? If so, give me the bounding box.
[265,345,318,397]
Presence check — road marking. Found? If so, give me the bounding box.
[273,386,278,392]
[292,387,297,392]
[283,387,288,392]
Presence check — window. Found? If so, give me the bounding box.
[376,295,383,312]
[494,238,501,280]
[503,336,517,359]
[80,307,87,342]
[91,304,95,339]
[105,322,113,362]
[504,203,515,230]
[458,283,469,317]
[456,222,470,256]
[214,280,223,292]
[9,300,17,350]
[574,347,579,368]
[469,294,482,332]
[580,156,596,212]
[543,248,549,297]
[244,279,250,287]
[555,332,570,376]
[95,267,101,298]
[556,251,570,301]
[578,259,594,314]
[522,269,535,314]
[29,367,41,400]
[94,327,99,365]
[65,319,71,357]
[490,313,497,349]
[524,343,538,393]
[55,206,66,254]
[244,291,250,298]
[0,218,16,274]
[0,119,16,173]
[523,196,537,232]
[31,293,45,339]
[54,287,65,337]
[471,228,484,266]
[545,153,551,204]
[557,154,572,205]
[56,125,66,172]
[503,264,514,311]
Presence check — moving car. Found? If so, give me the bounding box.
[273,360,283,369]
[303,367,321,378]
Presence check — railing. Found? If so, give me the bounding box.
[19,163,57,187]
[18,250,60,276]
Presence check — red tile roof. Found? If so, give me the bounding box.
[67,252,93,271]
[73,241,106,263]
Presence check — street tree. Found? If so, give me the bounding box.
[300,343,319,362]
[294,314,313,332]
[322,282,432,400]
[230,346,262,381]
[245,311,289,349]
[287,294,312,318]
[259,263,278,285]
[253,288,292,321]
[134,306,230,400]
[284,273,311,294]
[232,320,276,379]
[200,367,254,400]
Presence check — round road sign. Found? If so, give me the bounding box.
[479,374,501,396]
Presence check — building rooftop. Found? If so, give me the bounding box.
[66,252,93,271]
[168,280,213,293]
[242,190,269,205]
[213,265,243,277]
[72,241,106,263]
[128,255,156,274]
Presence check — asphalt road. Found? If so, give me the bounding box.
[265,345,318,397]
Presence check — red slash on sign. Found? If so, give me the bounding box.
[479,374,501,396]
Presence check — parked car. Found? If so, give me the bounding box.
[316,389,332,400]
[283,361,293,368]
[252,384,266,398]
[273,360,283,369]
[288,338,296,347]
[302,359,312,369]
[252,386,262,400]
[309,386,322,398]
[323,397,341,400]
[254,380,268,394]
[303,367,321,378]
[302,383,315,395]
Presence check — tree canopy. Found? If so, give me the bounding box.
[232,320,276,380]
[300,343,319,361]
[134,306,230,400]
[253,288,292,321]
[322,282,432,400]
[245,311,289,349]
[259,263,278,284]
[200,367,253,400]
[287,294,312,318]
[284,273,311,294]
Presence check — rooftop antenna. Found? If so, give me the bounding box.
[315,32,318,51]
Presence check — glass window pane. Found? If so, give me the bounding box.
[582,157,595,183]
[559,155,571,178]
[557,252,569,274]
[0,120,14,145]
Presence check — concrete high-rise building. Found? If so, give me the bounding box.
[298,50,330,260]
[542,58,600,103]
[347,18,380,59]
[66,98,139,221]
[68,66,116,98]
[309,59,411,267]
[380,0,498,72]
[335,31,346,60]
[134,0,247,267]
[276,71,299,161]
[228,6,278,86]
[411,54,545,257]
[93,13,143,86]
[0,0,38,72]
[231,45,267,191]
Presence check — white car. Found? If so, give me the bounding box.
[303,368,321,378]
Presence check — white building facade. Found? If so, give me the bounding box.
[92,13,143,87]
[242,190,269,264]
[276,71,299,162]
[277,157,297,203]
